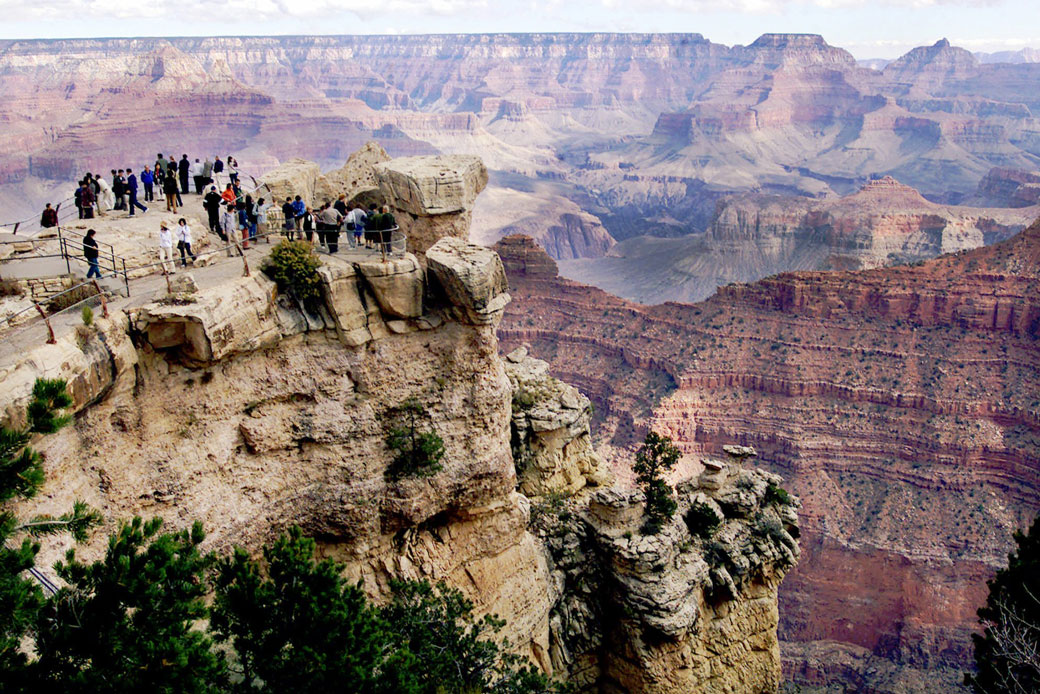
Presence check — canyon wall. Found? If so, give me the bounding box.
[558,176,1038,304]
[496,223,1040,691]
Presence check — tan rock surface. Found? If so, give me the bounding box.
[427,236,510,325]
[376,155,488,257]
[506,347,610,496]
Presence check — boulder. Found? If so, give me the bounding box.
[317,262,372,346]
[354,255,424,320]
[375,155,487,216]
[376,155,488,257]
[426,237,509,325]
[316,141,391,203]
[133,275,287,364]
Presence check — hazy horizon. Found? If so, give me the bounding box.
[0,0,1037,60]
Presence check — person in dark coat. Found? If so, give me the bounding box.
[111,169,126,211]
[204,186,223,234]
[377,205,396,257]
[83,228,101,279]
[163,171,180,213]
[79,182,96,219]
[40,203,58,228]
[178,154,190,195]
[126,168,147,216]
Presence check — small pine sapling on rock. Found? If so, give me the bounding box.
[634,431,681,534]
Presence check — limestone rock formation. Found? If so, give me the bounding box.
[505,346,611,497]
[559,176,1038,304]
[375,155,488,257]
[259,143,392,211]
[534,462,800,693]
[426,236,510,325]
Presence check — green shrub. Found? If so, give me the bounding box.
[80,304,93,326]
[764,482,794,507]
[262,240,323,313]
[384,398,445,480]
[511,388,537,410]
[685,501,722,539]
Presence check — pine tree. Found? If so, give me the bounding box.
[32,517,226,693]
[0,378,99,689]
[966,514,1040,694]
[633,431,681,534]
[211,526,390,693]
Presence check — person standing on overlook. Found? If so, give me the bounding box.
[78,181,95,219]
[111,169,125,211]
[168,156,182,205]
[40,203,58,229]
[141,166,155,202]
[212,155,224,187]
[204,186,223,234]
[94,173,112,217]
[163,170,179,213]
[176,217,196,267]
[291,195,306,233]
[178,155,190,195]
[83,228,101,279]
[227,156,239,186]
[191,158,204,194]
[158,221,175,275]
[202,157,213,189]
[346,204,366,249]
[154,155,166,201]
[126,168,147,216]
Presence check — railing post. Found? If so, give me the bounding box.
[59,229,71,275]
[92,280,109,318]
[242,253,250,277]
[122,258,129,297]
[34,303,56,344]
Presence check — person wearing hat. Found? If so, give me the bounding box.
[158,221,175,274]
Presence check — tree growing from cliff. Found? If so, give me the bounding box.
[214,526,565,694]
[0,378,99,687]
[966,514,1040,694]
[211,526,391,693]
[634,431,681,534]
[384,398,445,480]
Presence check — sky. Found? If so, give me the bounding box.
[0,0,1037,59]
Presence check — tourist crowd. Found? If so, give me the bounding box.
[49,152,399,277]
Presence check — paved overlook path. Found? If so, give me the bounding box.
[0,194,386,367]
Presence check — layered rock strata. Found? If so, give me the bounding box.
[2,166,798,693]
[497,225,1040,691]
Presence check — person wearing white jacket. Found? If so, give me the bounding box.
[158,221,175,274]
[95,175,113,216]
[176,218,197,267]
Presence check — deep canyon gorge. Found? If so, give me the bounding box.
[1,30,1039,692]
